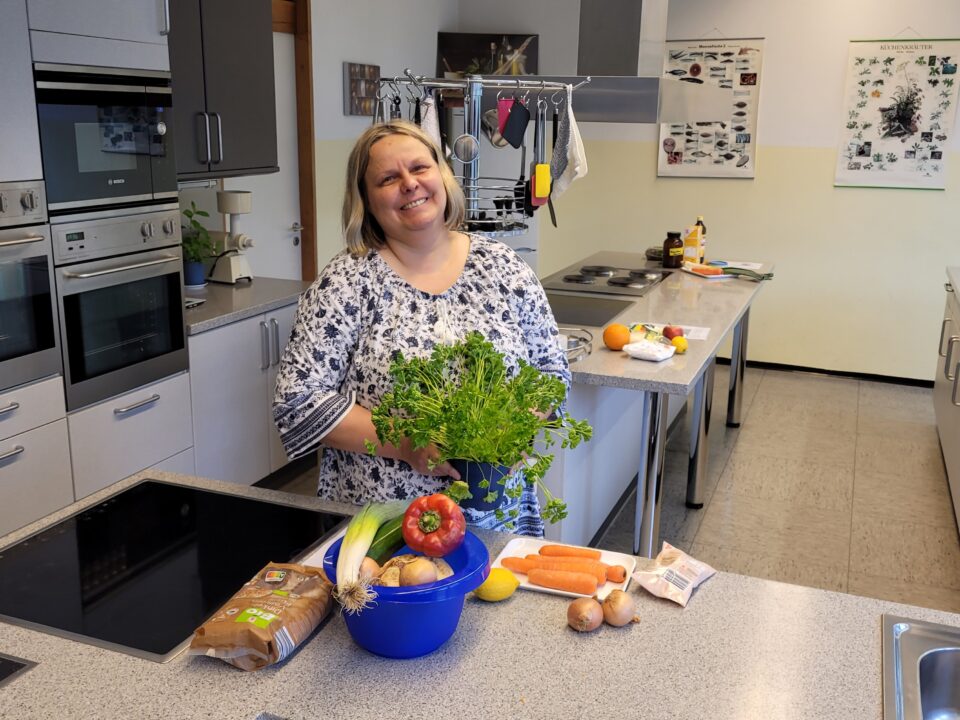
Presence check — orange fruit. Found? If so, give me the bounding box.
[603,323,631,351]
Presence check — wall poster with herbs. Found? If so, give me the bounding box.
[835,39,960,189]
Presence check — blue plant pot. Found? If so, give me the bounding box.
[183,260,206,286]
[449,459,512,511]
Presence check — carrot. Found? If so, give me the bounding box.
[505,556,606,584]
[606,565,627,583]
[538,544,602,561]
[527,568,598,595]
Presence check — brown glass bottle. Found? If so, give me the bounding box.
[663,231,683,269]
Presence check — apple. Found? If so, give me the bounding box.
[662,325,684,340]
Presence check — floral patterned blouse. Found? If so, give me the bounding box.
[273,235,569,536]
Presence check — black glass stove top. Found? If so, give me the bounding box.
[0,480,347,662]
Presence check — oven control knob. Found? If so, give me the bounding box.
[162,219,175,235]
[140,222,153,238]
[20,191,36,211]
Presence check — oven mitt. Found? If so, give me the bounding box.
[552,90,588,199]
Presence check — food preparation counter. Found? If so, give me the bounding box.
[184,277,311,335]
[1,470,956,720]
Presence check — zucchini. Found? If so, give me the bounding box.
[365,514,406,566]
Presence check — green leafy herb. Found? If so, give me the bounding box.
[368,332,592,524]
[181,201,215,263]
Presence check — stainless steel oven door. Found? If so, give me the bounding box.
[56,247,187,411]
[0,225,61,392]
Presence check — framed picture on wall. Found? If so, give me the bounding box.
[436,32,538,78]
[343,62,380,116]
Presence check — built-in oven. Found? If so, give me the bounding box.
[34,64,177,216]
[0,180,61,393]
[51,204,187,411]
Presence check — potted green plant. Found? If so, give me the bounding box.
[367,331,592,526]
[181,201,215,286]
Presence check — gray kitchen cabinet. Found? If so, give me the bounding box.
[934,279,960,527]
[68,372,194,499]
[189,304,295,485]
[168,0,278,179]
[150,446,196,475]
[27,0,171,71]
[0,0,42,182]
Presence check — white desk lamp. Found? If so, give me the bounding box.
[209,190,254,284]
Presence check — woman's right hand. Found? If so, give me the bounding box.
[399,439,461,480]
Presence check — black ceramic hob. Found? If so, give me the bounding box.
[0,480,347,662]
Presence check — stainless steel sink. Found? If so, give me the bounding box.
[883,614,960,719]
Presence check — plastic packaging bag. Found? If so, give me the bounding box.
[632,542,716,607]
[623,339,676,362]
[189,562,333,671]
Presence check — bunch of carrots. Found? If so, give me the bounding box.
[501,545,627,595]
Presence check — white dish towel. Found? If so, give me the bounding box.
[551,85,588,199]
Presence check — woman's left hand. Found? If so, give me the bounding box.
[400,439,461,480]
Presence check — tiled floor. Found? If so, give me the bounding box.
[276,365,960,614]
[596,365,960,614]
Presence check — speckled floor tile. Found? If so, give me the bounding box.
[859,381,936,422]
[758,369,860,403]
[746,392,858,432]
[695,491,852,565]
[734,418,857,465]
[853,468,956,529]
[690,541,848,592]
[849,512,960,590]
[847,572,960,614]
[855,433,947,482]
[717,449,854,513]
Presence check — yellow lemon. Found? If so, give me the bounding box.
[474,567,520,602]
[671,336,689,354]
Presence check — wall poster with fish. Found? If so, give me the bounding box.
[657,38,764,179]
[835,39,960,190]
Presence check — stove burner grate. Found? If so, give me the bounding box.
[580,265,617,277]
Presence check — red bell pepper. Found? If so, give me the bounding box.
[401,494,466,557]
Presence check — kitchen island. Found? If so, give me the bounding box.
[0,470,956,720]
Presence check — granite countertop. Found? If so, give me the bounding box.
[184,277,313,335]
[559,252,770,395]
[2,471,958,720]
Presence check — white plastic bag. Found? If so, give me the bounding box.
[623,340,676,362]
[632,542,716,607]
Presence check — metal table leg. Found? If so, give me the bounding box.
[686,358,715,509]
[727,308,751,428]
[633,391,669,558]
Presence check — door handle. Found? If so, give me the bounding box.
[953,364,960,407]
[62,255,179,279]
[0,445,24,462]
[198,112,211,164]
[212,112,224,164]
[113,393,160,415]
[260,321,270,370]
[0,235,45,247]
[160,0,170,35]
[945,337,960,381]
[0,402,20,416]
[948,283,954,293]
[939,318,952,357]
[270,318,281,366]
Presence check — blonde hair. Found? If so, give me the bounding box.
[342,121,466,255]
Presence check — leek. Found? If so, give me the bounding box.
[335,500,407,613]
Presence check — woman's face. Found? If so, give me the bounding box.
[363,134,447,241]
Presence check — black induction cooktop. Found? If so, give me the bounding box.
[0,480,347,662]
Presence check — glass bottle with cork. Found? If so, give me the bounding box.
[663,231,683,269]
[695,215,707,263]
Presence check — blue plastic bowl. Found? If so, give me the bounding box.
[323,531,489,659]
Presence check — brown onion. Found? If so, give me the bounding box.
[359,556,381,580]
[399,557,438,586]
[601,589,640,627]
[567,597,603,632]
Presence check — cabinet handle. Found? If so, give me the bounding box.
[0,445,24,462]
[948,283,954,293]
[198,112,211,164]
[62,255,178,279]
[945,337,960,381]
[270,318,281,366]
[260,321,270,370]
[212,112,224,164]
[0,401,19,416]
[0,235,44,247]
[114,393,160,415]
[160,0,170,35]
[939,318,952,357]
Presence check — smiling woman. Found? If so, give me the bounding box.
[272,120,570,536]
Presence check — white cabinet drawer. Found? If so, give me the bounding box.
[69,373,193,499]
[149,447,196,476]
[0,376,65,442]
[0,419,73,537]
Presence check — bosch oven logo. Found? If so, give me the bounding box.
[107,178,125,186]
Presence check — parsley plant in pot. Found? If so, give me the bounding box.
[181,201,215,286]
[367,332,592,525]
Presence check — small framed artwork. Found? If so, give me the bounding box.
[436,33,538,77]
[343,62,381,116]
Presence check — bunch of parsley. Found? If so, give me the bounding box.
[367,332,592,524]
